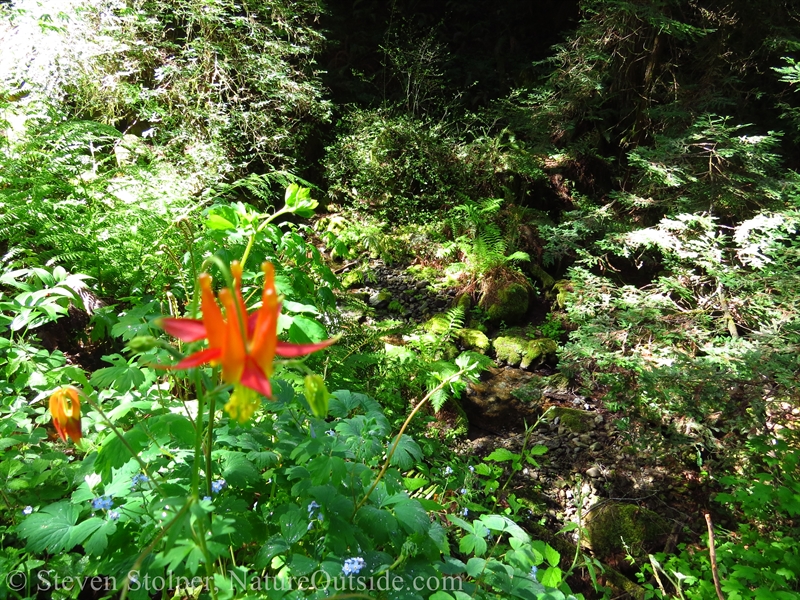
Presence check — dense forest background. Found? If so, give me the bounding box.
[1,0,800,599]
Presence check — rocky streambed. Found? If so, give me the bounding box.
[338,258,712,597]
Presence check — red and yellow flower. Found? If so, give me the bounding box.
[159,262,336,421]
[50,386,82,443]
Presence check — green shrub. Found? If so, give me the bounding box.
[324,109,498,223]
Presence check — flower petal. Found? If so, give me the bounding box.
[158,317,207,342]
[275,337,338,357]
[199,273,225,349]
[174,347,222,369]
[239,359,273,398]
[219,289,247,384]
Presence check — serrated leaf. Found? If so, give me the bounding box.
[356,506,398,542]
[255,536,289,569]
[485,448,517,462]
[465,557,486,578]
[394,498,429,534]
[96,426,148,481]
[288,315,327,344]
[280,509,307,545]
[289,554,318,576]
[544,544,560,567]
[83,519,117,556]
[389,434,422,470]
[17,502,78,553]
[206,214,237,230]
[539,566,562,587]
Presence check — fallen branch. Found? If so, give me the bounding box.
[705,512,726,600]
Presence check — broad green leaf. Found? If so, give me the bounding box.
[95,426,149,481]
[288,315,327,343]
[255,536,289,569]
[206,214,237,230]
[289,554,318,576]
[539,566,562,587]
[17,502,78,553]
[304,374,331,418]
[544,544,560,567]
[280,509,307,545]
[83,519,117,556]
[393,498,429,534]
[389,434,422,469]
[485,448,517,462]
[465,557,486,578]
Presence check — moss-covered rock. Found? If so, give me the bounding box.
[455,292,472,316]
[341,270,362,289]
[549,406,592,433]
[493,336,557,369]
[454,328,491,353]
[585,502,670,561]
[548,279,572,309]
[368,290,392,308]
[485,283,529,324]
[529,264,555,291]
[423,313,451,335]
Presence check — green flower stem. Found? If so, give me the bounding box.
[499,407,552,495]
[119,499,193,600]
[354,367,468,515]
[240,205,291,269]
[190,369,207,498]
[81,394,165,496]
[205,383,218,496]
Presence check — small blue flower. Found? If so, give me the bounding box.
[443,466,453,476]
[307,501,320,513]
[342,557,365,576]
[131,474,149,489]
[108,510,120,521]
[318,513,324,522]
[530,565,538,581]
[460,488,467,495]
[92,496,114,511]
[326,429,335,436]
[461,507,469,517]
[307,521,314,531]
[468,465,475,473]
[23,506,33,515]
[211,479,226,494]
[203,496,212,502]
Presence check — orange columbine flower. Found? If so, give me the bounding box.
[50,386,82,443]
[159,262,336,421]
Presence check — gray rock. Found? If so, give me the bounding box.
[586,467,602,478]
[368,290,392,308]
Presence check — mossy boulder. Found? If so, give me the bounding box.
[454,328,490,353]
[585,502,670,561]
[485,283,529,324]
[423,313,451,335]
[529,264,555,291]
[493,336,557,369]
[455,293,472,316]
[368,290,392,308]
[549,406,593,433]
[548,279,572,309]
[341,270,362,289]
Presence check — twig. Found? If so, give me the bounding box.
[705,512,725,600]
